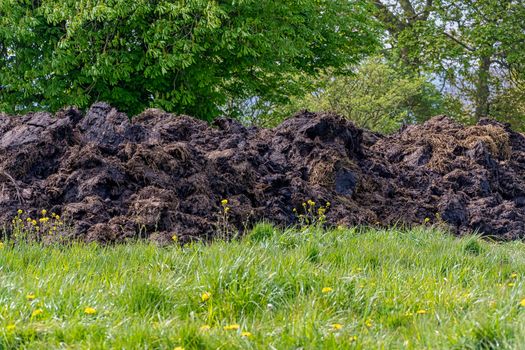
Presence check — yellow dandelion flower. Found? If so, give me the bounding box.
[17,209,23,215]
[350,335,358,342]
[6,324,15,332]
[174,347,185,350]
[416,309,428,314]
[171,235,178,242]
[31,309,43,318]
[326,201,331,207]
[84,307,97,315]
[365,319,373,328]
[200,325,211,331]
[511,273,518,279]
[520,299,525,307]
[307,200,315,206]
[26,293,36,301]
[508,282,516,287]
[424,217,430,223]
[221,199,228,206]
[31,220,37,226]
[41,209,47,216]
[331,323,343,330]
[223,324,240,331]
[241,331,252,337]
[322,287,333,294]
[201,292,211,302]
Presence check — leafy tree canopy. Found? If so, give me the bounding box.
[260,57,463,132]
[371,0,525,126]
[0,0,379,119]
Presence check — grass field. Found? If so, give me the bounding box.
[2,225,525,349]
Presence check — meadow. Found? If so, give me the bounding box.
[2,225,525,349]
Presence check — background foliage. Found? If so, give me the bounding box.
[1,0,524,131]
[0,0,378,120]
[257,57,463,132]
[369,0,525,128]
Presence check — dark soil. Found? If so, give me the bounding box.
[1,102,525,243]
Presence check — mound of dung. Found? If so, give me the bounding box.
[1,102,525,242]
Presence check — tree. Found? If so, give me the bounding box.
[371,0,525,125]
[491,85,525,130]
[262,57,459,132]
[0,0,379,120]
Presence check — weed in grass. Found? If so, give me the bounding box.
[216,199,233,239]
[5,209,67,244]
[294,200,330,230]
[464,237,485,256]
[246,222,276,242]
[305,243,321,264]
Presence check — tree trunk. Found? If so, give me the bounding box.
[474,56,491,120]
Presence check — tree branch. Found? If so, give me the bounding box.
[419,0,433,20]
[442,31,476,52]
[399,0,417,19]
[490,58,510,70]
[372,0,405,34]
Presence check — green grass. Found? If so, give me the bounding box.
[2,225,525,349]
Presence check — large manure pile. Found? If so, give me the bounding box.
[1,103,524,242]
